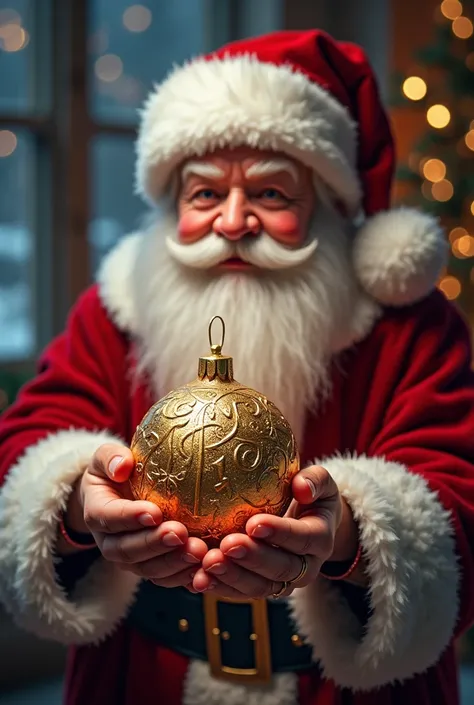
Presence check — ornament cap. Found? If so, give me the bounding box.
[198,316,234,382]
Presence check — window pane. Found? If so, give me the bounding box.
[0,130,35,361]
[89,134,145,274]
[0,0,51,113]
[89,0,206,124]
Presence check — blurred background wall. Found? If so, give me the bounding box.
[0,0,472,701]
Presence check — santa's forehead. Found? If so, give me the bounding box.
[180,146,302,168]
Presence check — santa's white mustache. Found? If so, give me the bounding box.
[165,231,318,271]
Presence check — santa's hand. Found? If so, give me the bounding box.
[66,443,207,588]
[193,465,346,599]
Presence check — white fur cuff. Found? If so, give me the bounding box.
[0,429,140,644]
[289,454,459,690]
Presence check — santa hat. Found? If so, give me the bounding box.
[135,30,447,306]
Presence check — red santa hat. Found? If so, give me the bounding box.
[135,30,447,306]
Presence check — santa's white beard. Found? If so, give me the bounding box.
[131,204,360,449]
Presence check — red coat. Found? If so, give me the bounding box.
[0,283,473,705]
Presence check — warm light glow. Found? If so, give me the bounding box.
[95,54,123,82]
[0,130,17,157]
[422,158,446,182]
[456,234,474,257]
[123,4,152,32]
[431,179,454,201]
[452,15,473,38]
[441,0,463,18]
[427,104,451,128]
[402,76,427,101]
[467,52,474,70]
[438,275,461,300]
[449,226,468,244]
[465,129,474,150]
[0,23,28,51]
[471,201,474,216]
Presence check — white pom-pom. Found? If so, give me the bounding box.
[353,208,448,306]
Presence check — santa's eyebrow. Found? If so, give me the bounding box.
[244,159,298,184]
[181,161,225,182]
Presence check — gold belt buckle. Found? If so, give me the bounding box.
[203,593,272,684]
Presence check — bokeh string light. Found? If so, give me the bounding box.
[452,15,474,37]
[0,130,17,158]
[92,6,152,106]
[427,103,451,127]
[123,5,152,32]
[0,9,29,52]
[398,1,474,306]
[95,53,123,83]
[440,0,463,19]
[402,76,428,100]
[422,158,447,181]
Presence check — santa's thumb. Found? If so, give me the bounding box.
[90,443,135,483]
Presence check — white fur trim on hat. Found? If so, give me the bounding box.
[289,454,459,690]
[135,55,361,215]
[0,429,140,644]
[353,208,448,306]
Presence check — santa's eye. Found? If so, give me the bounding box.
[256,188,289,205]
[193,189,219,200]
[260,188,283,199]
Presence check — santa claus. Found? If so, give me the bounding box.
[0,29,473,705]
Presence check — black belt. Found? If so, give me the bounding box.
[127,582,315,684]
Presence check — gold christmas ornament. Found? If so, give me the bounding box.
[129,317,300,544]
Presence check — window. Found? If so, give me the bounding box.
[0,0,51,361]
[0,0,283,365]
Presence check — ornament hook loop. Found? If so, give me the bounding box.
[209,316,225,355]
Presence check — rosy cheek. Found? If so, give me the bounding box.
[177,210,214,243]
[264,211,303,245]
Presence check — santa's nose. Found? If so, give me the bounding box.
[213,190,260,240]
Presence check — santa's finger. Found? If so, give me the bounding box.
[243,512,335,561]
[291,465,339,506]
[84,486,163,534]
[88,443,135,483]
[117,548,196,581]
[200,550,282,599]
[150,567,198,588]
[99,521,195,563]
[218,536,317,586]
[192,570,266,601]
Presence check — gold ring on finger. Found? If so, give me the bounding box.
[271,581,288,599]
[287,555,309,587]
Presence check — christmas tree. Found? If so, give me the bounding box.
[394,0,474,321]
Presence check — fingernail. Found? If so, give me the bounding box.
[182,553,200,564]
[138,513,156,527]
[225,546,247,559]
[208,562,227,575]
[162,531,184,547]
[251,524,273,539]
[306,479,317,500]
[108,456,124,477]
[196,582,216,592]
